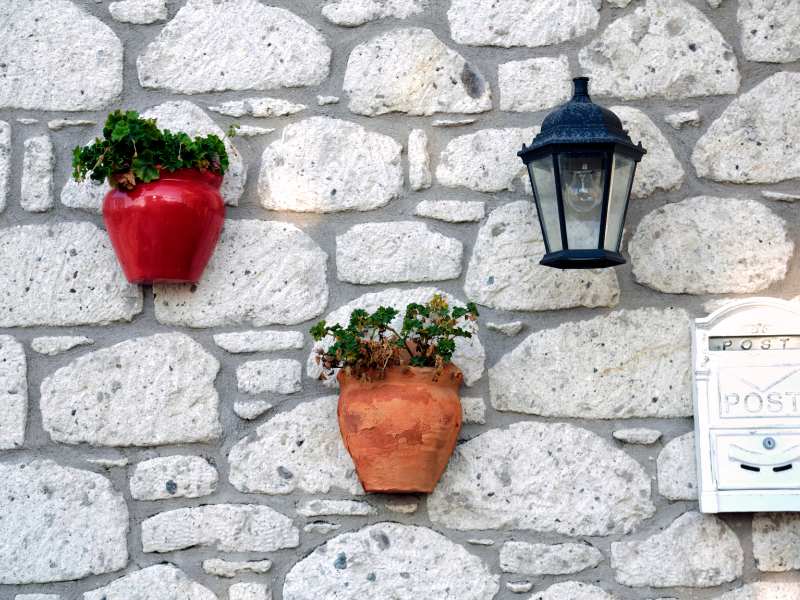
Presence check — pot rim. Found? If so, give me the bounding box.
[110,167,223,189]
[336,363,463,385]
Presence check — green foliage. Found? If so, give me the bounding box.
[311,294,479,381]
[72,110,229,190]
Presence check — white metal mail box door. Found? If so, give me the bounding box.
[693,298,800,513]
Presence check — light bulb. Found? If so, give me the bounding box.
[564,162,602,214]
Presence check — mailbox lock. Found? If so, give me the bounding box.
[763,437,777,450]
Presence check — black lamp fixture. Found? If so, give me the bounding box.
[518,77,646,269]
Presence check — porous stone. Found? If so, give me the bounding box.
[21,136,54,212]
[384,497,419,514]
[336,222,463,284]
[208,98,306,118]
[468,538,495,546]
[436,128,538,192]
[60,179,107,214]
[613,428,662,445]
[0,122,9,213]
[259,117,402,213]
[87,457,128,468]
[0,460,128,584]
[739,0,800,62]
[41,333,221,447]
[233,400,273,421]
[298,499,376,517]
[752,513,800,571]
[506,581,533,594]
[692,72,800,183]
[0,336,26,449]
[307,288,485,386]
[499,56,571,112]
[448,0,599,47]
[712,582,800,599]
[657,432,697,500]
[664,110,702,130]
[154,220,328,327]
[500,542,603,575]
[237,359,302,395]
[530,582,616,600]
[414,200,485,223]
[142,504,299,553]
[611,511,743,587]
[109,0,168,24]
[130,455,218,500]
[487,321,524,336]
[466,202,620,311]
[0,0,123,110]
[47,119,95,131]
[317,95,340,105]
[322,0,427,26]
[408,129,432,191]
[202,558,272,578]
[490,308,691,418]
[137,0,330,93]
[229,396,362,495]
[433,118,476,127]
[0,223,141,326]
[579,0,740,100]
[343,28,492,116]
[462,396,486,424]
[232,125,275,137]
[629,196,793,294]
[214,330,304,353]
[31,336,93,356]
[763,191,800,202]
[84,565,216,600]
[612,106,684,198]
[428,422,655,535]
[230,583,269,600]
[283,523,499,600]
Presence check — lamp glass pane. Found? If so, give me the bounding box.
[603,153,635,251]
[558,152,605,250]
[528,156,562,252]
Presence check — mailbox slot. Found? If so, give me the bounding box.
[713,431,800,489]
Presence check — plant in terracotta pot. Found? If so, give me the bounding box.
[72,110,230,284]
[311,294,479,494]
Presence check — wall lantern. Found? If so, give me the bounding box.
[518,77,646,269]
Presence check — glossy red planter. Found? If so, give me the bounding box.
[103,168,225,284]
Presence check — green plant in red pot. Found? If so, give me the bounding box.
[72,110,229,284]
[311,294,479,494]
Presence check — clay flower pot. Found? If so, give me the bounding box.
[103,168,225,284]
[337,364,463,493]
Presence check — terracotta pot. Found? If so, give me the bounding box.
[103,168,225,284]
[337,364,463,493]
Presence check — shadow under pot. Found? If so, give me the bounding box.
[103,168,225,284]
[337,364,463,494]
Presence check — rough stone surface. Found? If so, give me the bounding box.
[202,558,272,578]
[213,330,304,353]
[408,129,432,191]
[323,0,427,26]
[500,542,604,575]
[448,0,599,48]
[0,122,9,213]
[664,110,702,129]
[657,432,697,500]
[613,428,662,445]
[84,565,216,600]
[752,513,800,571]
[433,118,476,127]
[109,0,167,24]
[154,220,328,327]
[712,582,800,599]
[579,0,740,100]
[530,582,616,600]
[611,511,743,587]
[499,56,571,112]
[612,106,684,198]
[384,497,419,514]
[317,95,340,105]
[259,117,402,213]
[491,308,691,418]
[21,135,54,212]
[233,400,273,421]
[297,499,375,517]
[236,358,302,395]
[487,321,524,336]
[283,523,499,600]
[0,223,142,327]
[229,583,269,600]
[343,28,492,116]
[31,336,93,356]
[0,336,26,449]
[465,202,620,311]
[629,196,793,294]
[738,0,800,63]
[336,222,463,284]
[414,200,485,222]
[229,396,362,495]
[60,179,107,214]
[0,0,123,111]
[436,128,538,192]
[208,98,306,118]
[461,396,486,424]
[130,455,218,500]
[232,125,274,137]
[307,288,485,386]
[137,0,330,93]
[506,581,533,593]
[142,504,299,553]
[763,191,800,202]
[427,422,655,535]
[41,333,221,446]
[0,460,128,584]
[692,72,800,183]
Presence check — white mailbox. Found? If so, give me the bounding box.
[694,297,800,513]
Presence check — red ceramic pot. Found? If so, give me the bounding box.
[103,168,225,284]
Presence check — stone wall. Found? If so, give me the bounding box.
[0,0,799,598]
